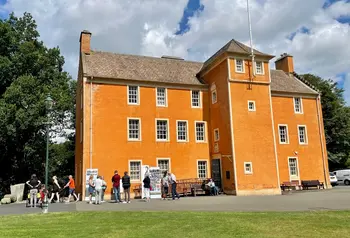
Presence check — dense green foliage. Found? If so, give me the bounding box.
[1,211,350,237]
[0,12,76,193]
[302,74,350,169]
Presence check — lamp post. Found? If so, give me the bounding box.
[43,95,53,214]
[45,95,53,189]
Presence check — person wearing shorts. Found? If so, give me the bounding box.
[64,175,79,203]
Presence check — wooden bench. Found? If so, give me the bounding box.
[190,184,205,196]
[280,181,301,191]
[301,180,324,190]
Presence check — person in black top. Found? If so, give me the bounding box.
[26,174,41,207]
[143,174,151,202]
[49,175,61,203]
[122,171,131,203]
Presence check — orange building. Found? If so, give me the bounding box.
[75,30,330,199]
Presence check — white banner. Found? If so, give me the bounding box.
[85,168,98,201]
[149,167,161,199]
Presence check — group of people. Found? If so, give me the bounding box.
[87,175,107,204]
[26,170,218,207]
[26,174,79,207]
[87,170,131,204]
[159,171,180,201]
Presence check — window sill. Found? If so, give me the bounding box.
[128,139,142,142]
[156,140,170,142]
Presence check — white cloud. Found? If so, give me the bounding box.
[1,0,350,103]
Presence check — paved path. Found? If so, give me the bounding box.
[1,186,349,216]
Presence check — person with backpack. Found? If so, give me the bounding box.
[122,171,131,203]
[26,174,41,207]
[112,170,121,203]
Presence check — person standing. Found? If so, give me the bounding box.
[87,175,95,204]
[26,174,41,207]
[101,176,107,203]
[94,175,103,205]
[112,170,121,203]
[63,175,79,203]
[168,172,180,200]
[143,174,151,202]
[122,171,131,203]
[49,175,61,203]
[161,171,169,200]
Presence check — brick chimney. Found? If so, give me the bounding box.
[275,53,294,74]
[80,30,92,54]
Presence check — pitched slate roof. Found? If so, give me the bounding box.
[200,39,275,73]
[81,51,318,95]
[270,70,318,95]
[82,51,204,86]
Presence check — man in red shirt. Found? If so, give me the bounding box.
[111,170,121,203]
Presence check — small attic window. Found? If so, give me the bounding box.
[235,59,244,73]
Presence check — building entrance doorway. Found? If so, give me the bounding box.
[211,159,222,189]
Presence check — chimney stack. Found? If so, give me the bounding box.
[80,30,92,54]
[275,53,294,74]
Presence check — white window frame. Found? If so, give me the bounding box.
[156,87,167,107]
[297,125,308,145]
[244,162,253,174]
[293,97,303,114]
[197,160,208,179]
[127,117,142,141]
[235,59,245,73]
[176,120,188,142]
[255,61,264,75]
[214,128,220,142]
[195,121,207,143]
[248,100,256,112]
[155,118,169,142]
[288,157,300,180]
[127,85,140,105]
[129,160,142,182]
[157,158,171,174]
[80,119,83,143]
[278,124,289,144]
[191,90,202,108]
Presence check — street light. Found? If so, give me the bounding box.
[45,95,54,189]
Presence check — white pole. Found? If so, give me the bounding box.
[247,0,255,77]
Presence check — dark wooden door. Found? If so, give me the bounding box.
[212,159,222,189]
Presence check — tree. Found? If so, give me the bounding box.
[301,74,350,169]
[0,12,75,193]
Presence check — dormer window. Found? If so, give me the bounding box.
[235,59,244,73]
[294,97,303,114]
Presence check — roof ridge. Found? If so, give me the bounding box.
[89,50,203,64]
[232,39,251,54]
[292,72,320,93]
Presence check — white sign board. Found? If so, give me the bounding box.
[149,167,161,199]
[85,168,98,201]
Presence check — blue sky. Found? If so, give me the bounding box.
[176,0,204,35]
[1,0,350,100]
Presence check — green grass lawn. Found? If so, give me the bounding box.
[0,211,349,238]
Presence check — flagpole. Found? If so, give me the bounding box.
[247,0,255,77]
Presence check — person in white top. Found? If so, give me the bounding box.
[101,176,107,203]
[94,175,103,205]
[168,172,180,200]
